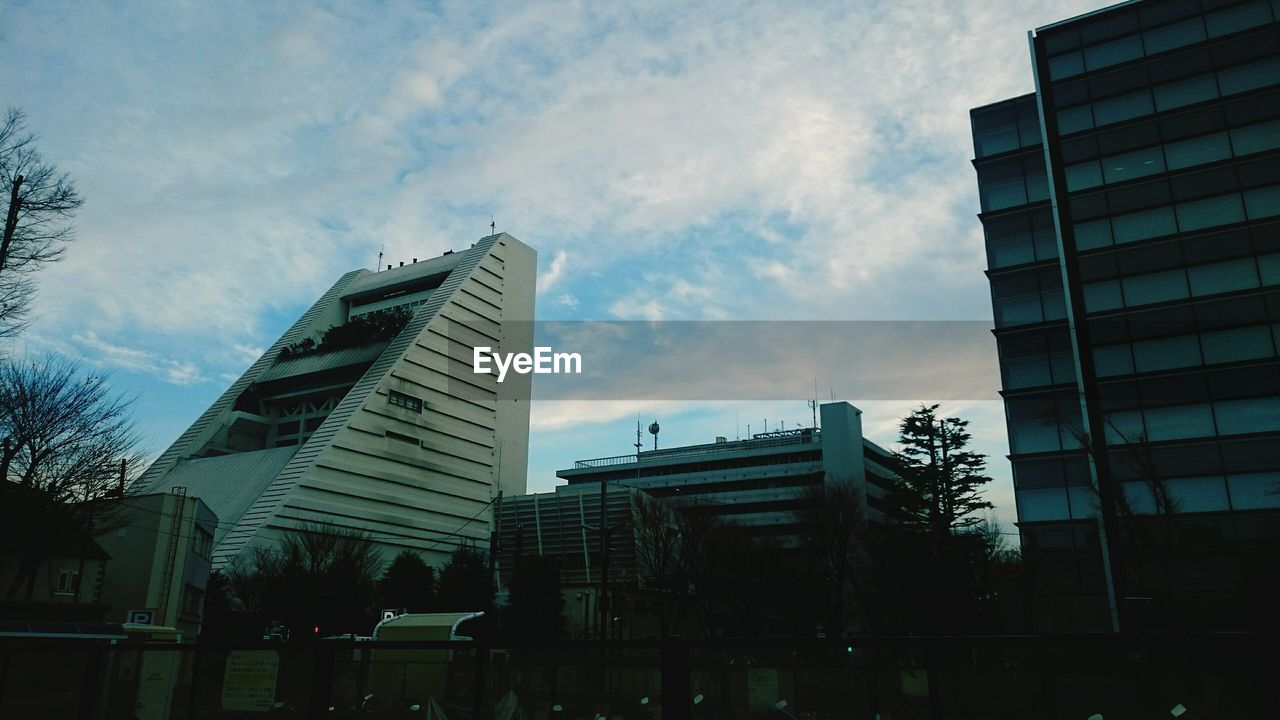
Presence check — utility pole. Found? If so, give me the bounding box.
[599,475,610,640]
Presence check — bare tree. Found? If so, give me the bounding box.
[0,108,84,336]
[801,479,875,634]
[227,522,384,637]
[0,354,144,500]
[0,354,144,598]
[631,492,713,636]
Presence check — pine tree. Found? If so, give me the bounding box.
[888,404,994,538]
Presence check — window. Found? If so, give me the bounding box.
[1104,410,1145,443]
[386,430,419,445]
[1228,472,1280,509]
[1258,254,1280,285]
[1144,404,1215,441]
[1142,17,1206,55]
[1176,193,1246,231]
[1059,105,1094,134]
[1066,161,1104,191]
[1164,132,1231,170]
[1214,397,1280,435]
[1189,257,1259,296]
[1217,57,1280,95]
[1205,1,1273,38]
[1074,219,1115,250]
[1132,335,1200,372]
[1018,487,1071,522]
[182,584,205,617]
[1166,476,1231,512]
[1245,187,1280,219]
[1123,269,1188,306]
[55,570,80,595]
[1049,52,1085,80]
[1102,146,1165,183]
[1112,206,1178,244]
[1084,280,1124,312]
[192,528,213,559]
[1085,35,1143,71]
[1229,119,1280,155]
[1154,74,1218,111]
[388,390,422,413]
[1201,325,1275,364]
[1094,344,1135,376]
[1093,91,1153,126]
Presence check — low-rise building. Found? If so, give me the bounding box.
[95,489,218,639]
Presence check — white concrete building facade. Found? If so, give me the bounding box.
[132,233,536,568]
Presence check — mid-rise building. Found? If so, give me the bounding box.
[131,233,536,569]
[971,0,1280,631]
[556,402,896,544]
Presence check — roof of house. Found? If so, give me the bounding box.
[143,446,298,544]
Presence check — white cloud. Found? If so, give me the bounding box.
[539,249,569,292]
[70,331,207,386]
[2,0,1103,510]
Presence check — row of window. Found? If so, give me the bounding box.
[349,298,427,321]
[1094,322,1280,376]
[1018,471,1280,522]
[1059,56,1280,134]
[1083,251,1280,313]
[977,154,1050,213]
[1087,290,1280,346]
[1105,396,1280,443]
[971,96,1043,159]
[1004,351,1077,390]
[388,389,423,412]
[1047,0,1280,80]
[1075,183,1280,251]
[994,289,1067,328]
[1107,435,1278,481]
[1066,118,1280,191]
[1077,222,1278,283]
[1051,22,1279,110]
[1009,418,1086,455]
[1044,0,1272,55]
[983,207,1059,269]
[1096,362,1280,412]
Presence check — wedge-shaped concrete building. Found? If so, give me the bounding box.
[132,233,536,569]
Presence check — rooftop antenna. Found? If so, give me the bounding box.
[490,214,496,236]
[735,411,740,441]
[809,380,819,429]
[648,420,660,451]
[634,419,643,456]
[377,242,384,272]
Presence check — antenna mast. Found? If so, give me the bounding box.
[809,380,819,429]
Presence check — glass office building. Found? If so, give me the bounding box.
[972,0,1280,632]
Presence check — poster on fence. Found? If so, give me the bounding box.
[221,650,280,711]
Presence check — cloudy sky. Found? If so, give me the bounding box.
[2,0,1102,532]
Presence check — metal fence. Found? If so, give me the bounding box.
[0,635,1271,719]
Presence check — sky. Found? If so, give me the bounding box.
[1,0,1103,533]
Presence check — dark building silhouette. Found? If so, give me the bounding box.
[971,0,1280,632]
